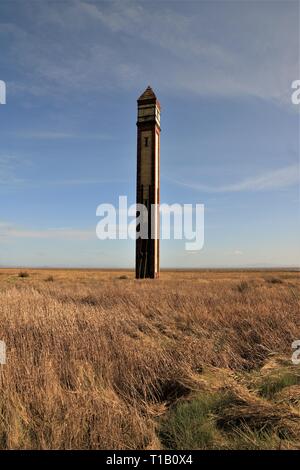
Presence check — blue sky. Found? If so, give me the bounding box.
[0,0,299,268]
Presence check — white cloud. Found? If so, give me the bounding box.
[0,223,95,241]
[222,164,299,192]
[171,164,299,193]
[11,131,112,140]
[2,0,298,105]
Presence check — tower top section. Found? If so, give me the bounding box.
[137,86,160,109]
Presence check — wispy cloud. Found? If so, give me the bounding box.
[0,223,95,241]
[43,177,128,186]
[0,155,25,184]
[0,152,127,189]
[11,177,128,188]
[10,131,113,140]
[170,164,299,193]
[2,0,298,105]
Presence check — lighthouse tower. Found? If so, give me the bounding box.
[135,86,161,279]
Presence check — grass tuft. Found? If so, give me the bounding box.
[18,271,29,278]
[257,370,300,400]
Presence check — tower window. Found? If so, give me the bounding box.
[144,137,149,147]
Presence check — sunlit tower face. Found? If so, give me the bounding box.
[137,103,161,125]
[136,86,161,279]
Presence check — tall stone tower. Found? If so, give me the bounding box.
[136,86,161,279]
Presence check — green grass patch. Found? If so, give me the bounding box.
[159,392,224,449]
[225,424,284,450]
[257,369,300,400]
[158,371,300,450]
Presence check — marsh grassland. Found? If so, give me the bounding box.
[0,269,299,449]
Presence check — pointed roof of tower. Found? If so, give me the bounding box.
[138,86,160,109]
[138,86,157,101]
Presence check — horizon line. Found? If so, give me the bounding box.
[0,266,299,271]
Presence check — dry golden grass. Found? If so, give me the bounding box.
[0,269,299,449]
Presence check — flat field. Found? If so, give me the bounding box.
[0,268,299,449]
